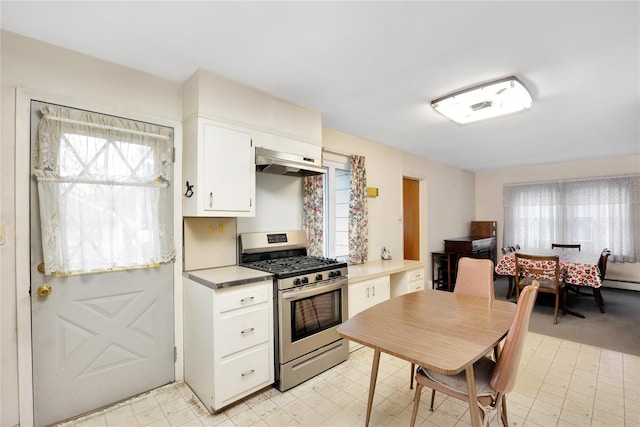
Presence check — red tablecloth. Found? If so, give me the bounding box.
[495,249,602,288]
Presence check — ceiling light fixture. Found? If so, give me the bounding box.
[431,76,532,124]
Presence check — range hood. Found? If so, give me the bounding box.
[255,147,325,177]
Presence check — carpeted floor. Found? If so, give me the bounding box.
[494,277,640,356]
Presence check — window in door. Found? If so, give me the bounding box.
[34,104,175,275]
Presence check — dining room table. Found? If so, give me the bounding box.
[336,289,516,427]
[495,247,602,317]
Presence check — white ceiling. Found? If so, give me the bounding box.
[2,1,638,172]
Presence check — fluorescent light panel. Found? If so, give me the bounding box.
[432,76,532,124]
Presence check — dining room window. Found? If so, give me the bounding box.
[503,175,640,262]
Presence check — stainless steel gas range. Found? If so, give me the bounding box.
[239,230,349,392]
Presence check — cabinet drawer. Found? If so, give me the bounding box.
[408,268,424,282]
[218,304,270,356]
[217,283,270,313]
[408,280,424,293]
[218,344,271,403]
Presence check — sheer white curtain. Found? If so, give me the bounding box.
[35,105,175,275]
[504,175,640,262]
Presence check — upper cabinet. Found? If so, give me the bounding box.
[181,69,323,217]
[183,117,256,217]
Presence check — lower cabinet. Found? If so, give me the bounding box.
[390,267,425,297]
[348,276,390,352]
[183,278,274,413]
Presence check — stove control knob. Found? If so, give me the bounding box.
[316,274,323,281]
[328,271,336,278]
[301,277,309,284]
[335,270,342,277]
[293,278,302,286]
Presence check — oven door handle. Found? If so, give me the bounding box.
[281,279,346,300]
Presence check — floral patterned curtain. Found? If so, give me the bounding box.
[303,174,324,256]
[349,155,368,263]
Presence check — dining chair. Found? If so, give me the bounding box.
[410,257,495,389]
[515,253,565,324]
[410,282,540,427]
[572,248,609,312]
[500,247,517,299]
[552,243,581,251]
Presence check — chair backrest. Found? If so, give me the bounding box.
[490,282,539,393]
[514,253,561,289]
[598,249,611,281]
[453,257,495,300]
[552,243,581,251]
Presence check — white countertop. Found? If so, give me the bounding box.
[347,259,424,283]
[184,265,273,290]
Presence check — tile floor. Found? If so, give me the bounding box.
[57,332,639,427]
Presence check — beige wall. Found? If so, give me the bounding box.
[475,155,640,288]
[1,30,183,427]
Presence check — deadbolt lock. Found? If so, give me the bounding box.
[37,284,53,297]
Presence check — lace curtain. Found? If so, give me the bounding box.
[504,175,640,262]
[302,175,324,256]
[348,155,368,264]
[35,105,175,275]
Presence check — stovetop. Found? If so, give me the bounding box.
[243,255,347,278]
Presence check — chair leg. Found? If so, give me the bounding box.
[594,288,605,313]
[430,389,436,411]
[506,277,514,299]
[410,363,415,389]
[500,394,508,427]
[553,292,560,324]
[410,383,423,427]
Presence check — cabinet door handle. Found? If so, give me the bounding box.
[240,296,255,304]
[209,192,213,207]
[372,285,376,297]
[241,327,255,335]
[366,287,369,298]
[241,369,255,378]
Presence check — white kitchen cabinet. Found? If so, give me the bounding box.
[183,117,256,217]
[390,267,425,298]
[348,276,390,352]
[183,278,274,413]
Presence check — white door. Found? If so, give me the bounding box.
[29,101,175,426]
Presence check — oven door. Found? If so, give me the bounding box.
[279,278,347,364]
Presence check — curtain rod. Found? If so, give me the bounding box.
[504,173,639,187]
[323,147,353,157]
[45,115,171,140]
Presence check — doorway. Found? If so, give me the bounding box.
[403,178,420,260]
[29,100,176,426]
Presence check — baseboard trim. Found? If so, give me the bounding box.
[603,279,640,291]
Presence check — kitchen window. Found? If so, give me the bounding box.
[323,158,351,262]
[503,175,640,262]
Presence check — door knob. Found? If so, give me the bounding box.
[36,284,53,297]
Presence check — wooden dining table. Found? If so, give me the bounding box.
[337,289,516,427]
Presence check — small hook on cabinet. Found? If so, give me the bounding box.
[184,181,194,198]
